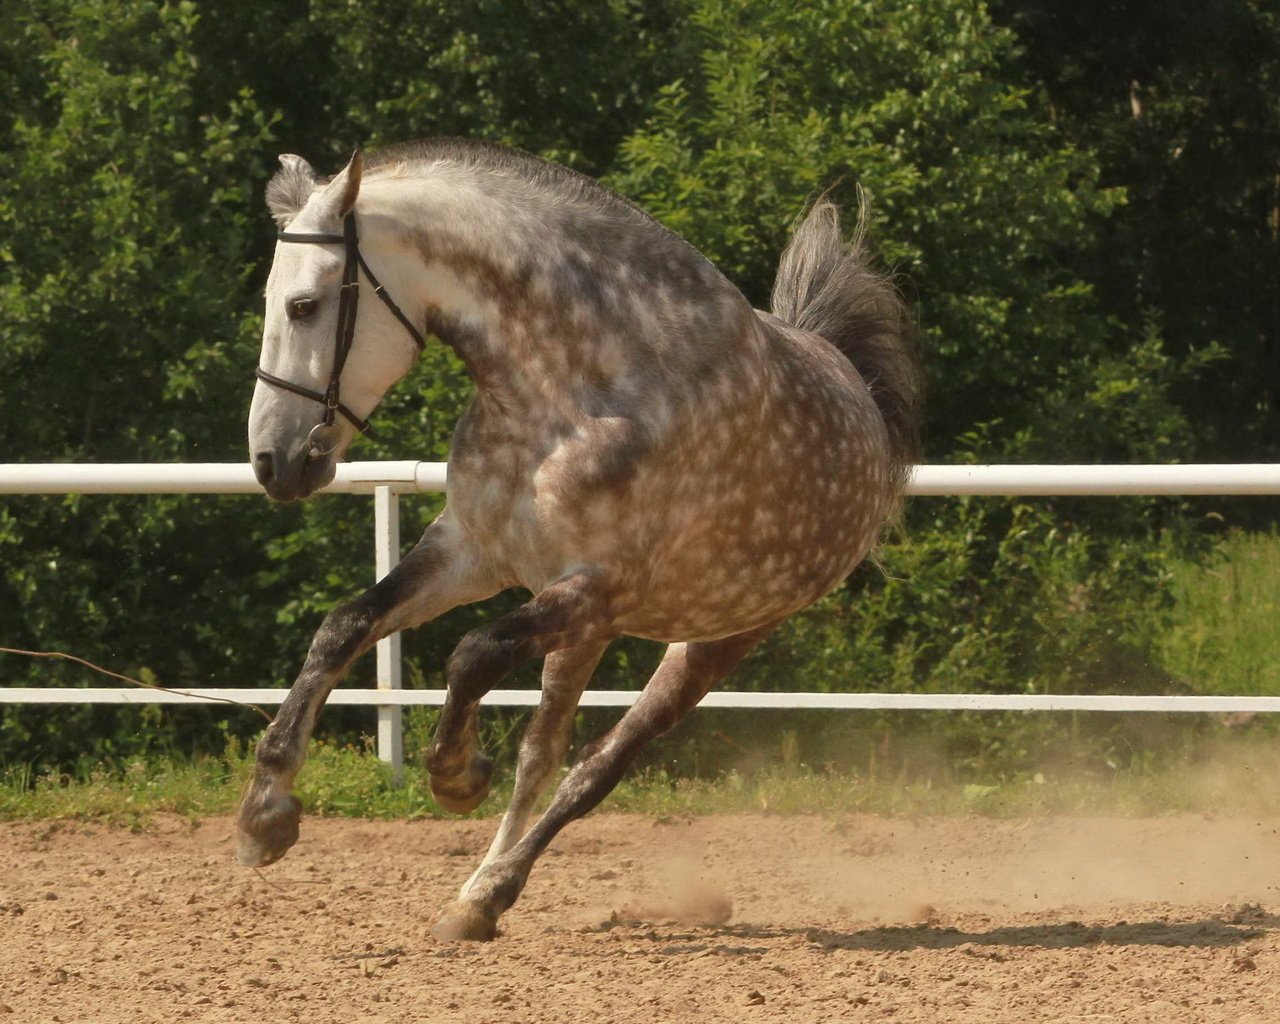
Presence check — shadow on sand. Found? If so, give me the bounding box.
[749,908,1278,953]
[602,907,1278,955]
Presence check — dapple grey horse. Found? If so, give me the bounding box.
[237,139,920,940]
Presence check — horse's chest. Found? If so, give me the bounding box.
[448,459,540,572]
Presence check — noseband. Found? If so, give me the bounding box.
[256,212,425,455]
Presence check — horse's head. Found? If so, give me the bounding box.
[249,151,424,500]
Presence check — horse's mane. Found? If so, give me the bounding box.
[362,138,652,224]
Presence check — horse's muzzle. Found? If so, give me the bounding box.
[251,446,336,501]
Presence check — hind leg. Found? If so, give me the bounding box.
[432,623,772,941]
[460,640,610,897]
[425,570,614,813]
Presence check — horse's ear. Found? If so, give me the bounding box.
[266,154,321,228]
[315,149,363,221]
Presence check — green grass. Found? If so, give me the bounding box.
[1160,529,1280,696]
[5,728,1280,825]
[0,753,240,825]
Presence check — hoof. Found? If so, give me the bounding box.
[431,900,498,942]
[428,753,493,814]
[236,790,302,867]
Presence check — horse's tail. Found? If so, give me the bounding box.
[770,195,922,497]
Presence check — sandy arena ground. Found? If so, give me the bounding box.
[1,811,1278,1023]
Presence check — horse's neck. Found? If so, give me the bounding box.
[370,173,753,426]
[371,178,626,412]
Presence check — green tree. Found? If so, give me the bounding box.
[0,0,291,765]
[610,0,1207,463]
[991,0,1280,463]
[0,0,687,770]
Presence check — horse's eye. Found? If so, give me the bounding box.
[287,298,318,320]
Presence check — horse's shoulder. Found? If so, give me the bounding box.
[565,413,655,497]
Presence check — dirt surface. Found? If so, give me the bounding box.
[2,812,1279,1023]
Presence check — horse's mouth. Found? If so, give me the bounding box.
[260,450,338,502]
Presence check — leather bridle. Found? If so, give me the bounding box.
[255,212,425,455]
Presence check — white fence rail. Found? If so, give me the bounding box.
[6,461,1280,496]
[6,687,1280,714]
[4,461,1280,772]
[0,460,445,494]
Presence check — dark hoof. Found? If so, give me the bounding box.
[236,790,302,867]
[431,901,498,942]
[428,753,493,814]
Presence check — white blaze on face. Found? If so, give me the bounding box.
[248,239,341,471]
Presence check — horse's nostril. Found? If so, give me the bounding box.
[252,451,274,487]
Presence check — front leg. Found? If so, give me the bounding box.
[424,570,615,814]
[237,513,499,867]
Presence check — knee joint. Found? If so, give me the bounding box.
[311,599,377,662]
[446,629,532,698]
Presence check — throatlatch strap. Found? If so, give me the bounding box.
[356,251,426,350]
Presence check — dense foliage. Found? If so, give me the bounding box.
[2,0,1277,773]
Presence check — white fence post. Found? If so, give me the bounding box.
[373,485,403,777]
